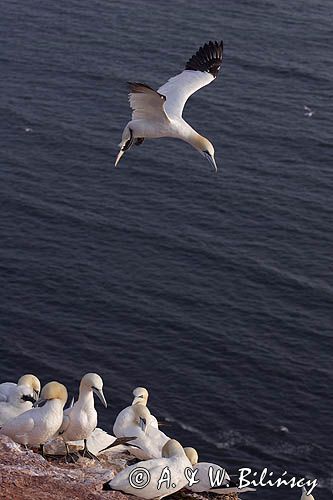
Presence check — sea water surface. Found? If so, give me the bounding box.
[0,1,332,498]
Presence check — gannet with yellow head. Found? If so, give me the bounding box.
[115,41,223,171]
[0,381,67,455]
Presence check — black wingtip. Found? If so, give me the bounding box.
[185,40,223,78]
[103,481,113,491]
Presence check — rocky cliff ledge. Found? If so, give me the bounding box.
[0,435,238,500]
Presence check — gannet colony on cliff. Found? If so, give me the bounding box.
[0,371,318,499]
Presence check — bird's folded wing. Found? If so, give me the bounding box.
[0,393,8,403]
[11,416,35,440]
[58,413,70,435]
[128,82,170,121]
[158,40,223,118]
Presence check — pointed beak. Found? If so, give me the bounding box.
[93,387,107,408]
[115,149,124,167]
[203,152,218,172]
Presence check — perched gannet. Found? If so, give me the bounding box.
[111,404,169,459]
[45,427,135,457]
[115,40,224,171]
[184,447,230,491]
[184,447,256,495]
[58,373,107,460]
[103,439,192,498]
[113,387,158,437]
[0,381,67,455]
[0,374,40,403]
[301,486,315,500]
[0,385,36,425]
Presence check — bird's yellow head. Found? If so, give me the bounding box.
[192,135,217,172]
[132,387,149,405]
[18,374,41,400]
[184,447,199,465]
[80,373,107,408]
[162,439,185,458]
[40,381,68,405]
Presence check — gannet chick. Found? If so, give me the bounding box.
[115,41,223,171]
[58,373,107,461]
[0,384,36,425]
[110,404,169,459]
[0,374,41,403]
[103,439,192,498]
[301,486,315,500]
[0,381,67,455]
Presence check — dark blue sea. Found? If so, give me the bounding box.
[0,0,332,498]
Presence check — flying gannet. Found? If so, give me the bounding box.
[115,40,224,171]
[58,373,107,461]
[0,381,67,456]
[103,439,192,498]
[0,374,41,403]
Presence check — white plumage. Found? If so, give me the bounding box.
[115,41,223,171]
[103,439,192,499]
[0,381,67,451]
[112,403,169,460]
[58,373,107,459]
[113,386,158,438]
[0,384,36,425]
[0,374,40,403]
[158,70,214,118]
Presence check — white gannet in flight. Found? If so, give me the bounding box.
[58,373,107,461]
[0,374,41,403]
[113,387,158,437]
[301,486,315,500]
[109,404,169,460]
[115,40,224,171]
[103,439,192,498]
[0,381,67,456]
[0,384,36,425]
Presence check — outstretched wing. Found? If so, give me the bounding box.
[128,82,170,121]
[158,41,223,118]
